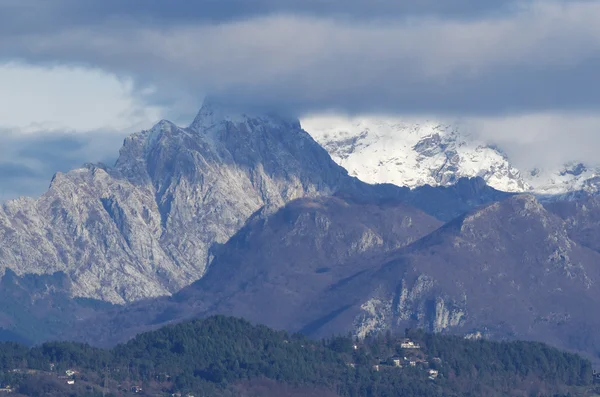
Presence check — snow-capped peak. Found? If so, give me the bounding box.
[302,115,529,193]
[301,115,600,197]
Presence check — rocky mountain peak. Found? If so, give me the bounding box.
[0,101,526,308]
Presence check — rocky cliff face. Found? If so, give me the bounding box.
[546,194,600,253]
[0,101,351,304]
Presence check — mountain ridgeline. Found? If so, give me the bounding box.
[0,316,595,397]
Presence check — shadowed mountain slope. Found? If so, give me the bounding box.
[293,195,600,362]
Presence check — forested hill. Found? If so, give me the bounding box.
[0,316,596,397]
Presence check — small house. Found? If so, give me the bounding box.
[400,339,420,349]
[428,369,439,380]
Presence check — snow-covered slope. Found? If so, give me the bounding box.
[526,163,600,197]
[302,116,600,196]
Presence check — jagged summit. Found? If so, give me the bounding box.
[114,99,302,165]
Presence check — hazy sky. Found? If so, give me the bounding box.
[0,0,599,199]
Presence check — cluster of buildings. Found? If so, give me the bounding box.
[350,338,442,380]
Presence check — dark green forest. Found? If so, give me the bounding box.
[0,316,596,396]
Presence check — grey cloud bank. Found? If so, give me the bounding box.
[1,1,599,117]
[0,0,521,34]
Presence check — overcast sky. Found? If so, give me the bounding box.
[1,0,599,199]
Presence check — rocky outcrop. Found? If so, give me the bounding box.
[353,276,466,339]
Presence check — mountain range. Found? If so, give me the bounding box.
[2,100,600,367]
[0,102,508,305]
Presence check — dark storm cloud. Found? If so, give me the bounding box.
[0,0,520,35]
[1,1,598,118]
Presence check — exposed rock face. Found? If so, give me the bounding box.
[0,101,351,303]
[546,195,600,253]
